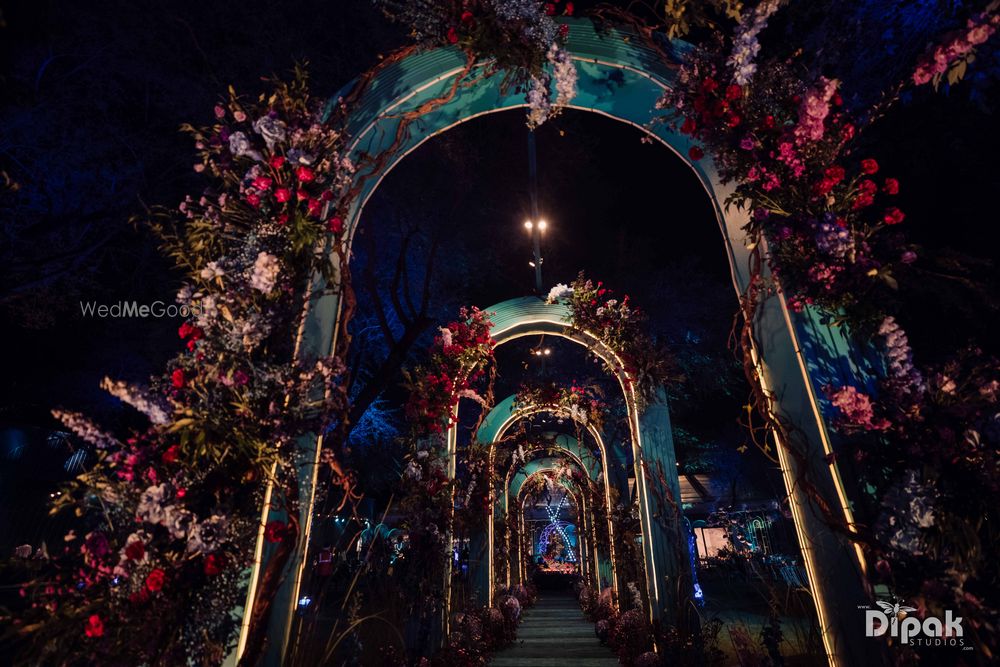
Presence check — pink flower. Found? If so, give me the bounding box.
[295,166,315,183]
[688,146,704,161]
[274,188,291,203]
[213,105,225,119]
[252,176,272,191]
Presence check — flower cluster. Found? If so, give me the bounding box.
[514,381,605,431]
[404,306,495,434]
[548,273,674,400]
[912,8,999,87]
[660,30,913,325]
[14,71,355,665]
[526,43,579,129]
[726,0,781,85]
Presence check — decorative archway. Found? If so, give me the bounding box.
[254,18,873,666]
[499,435,609,595]
[478,395,621,605]
[512,466,589,588]
[440,296,683,632]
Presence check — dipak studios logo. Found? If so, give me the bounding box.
[864,598,966,648]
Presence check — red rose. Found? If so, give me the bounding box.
[700,77,719,93]
[171,369,186,389]
[204,553,225,576]
[688,146,704,161]
[265,520,287,543]
[269,155,286,169]
[145,568,166,593]
[883,207,905,225]
[274,188,292,203]
[460,10,474,23]
[860,158,879,174]
[726,113,741,128]
[178,322,193,339]
[328,216,345,234]
[162,445,179,465]
[813,178,836,196]
[852,193,875,209]
[564,2,574,16]
[447,26,458,44]
[725,84,742,101]
[295,166,315,183]
[252,176,272,191]
[882,178,899,195]
[841,123,855,141]
[84,614,104,638]
[125,539,145,561]
[544,3,556,15]
[245,192,261,207]
[680,117,696,135]
[858,179,878,195]
[764,115,775,129]
[823,165,846,184]
[307,199,322,217]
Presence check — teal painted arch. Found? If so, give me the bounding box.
[509,456,586,502]
[254,17,878,665]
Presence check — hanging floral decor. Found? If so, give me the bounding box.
[654,1,1000,657]
[514,380,606,432]
[8,69,358,665]
[403,306,495,434]
[373,0,578,127]
[547,273,676,401]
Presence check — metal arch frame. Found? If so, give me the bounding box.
[513,468,588,586]
[443,297,665,630]
[500,440,606,593]
[243,18,877,667]
[485,399,620,604]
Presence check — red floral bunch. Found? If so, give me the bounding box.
[404,306,495,434]
[661,35,912,327]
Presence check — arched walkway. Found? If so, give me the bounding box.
[251,18,873,667]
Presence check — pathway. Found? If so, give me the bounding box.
[491,591,618,666]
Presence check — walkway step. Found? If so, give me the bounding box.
[491,593,618,666]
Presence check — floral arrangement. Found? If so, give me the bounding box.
[912,3,1000,88]
[547,274,675,401]
[655,1,1000,657]
[514,380,606,431]
[373,0,578,127]
[403,306,495,434]
[5,69,358,664]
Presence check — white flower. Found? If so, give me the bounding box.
[249,252,281,293]
[200,261,225,281]
[51,409,119,449]
[439,327,454,348]
[404,460,423,481]
[163,505,195,539]
[137,484,169,525]
[228,131,261,160]
[252,115,287,150]
[100,377,171,425]
[187,515,228,554]
[546,283,573,303]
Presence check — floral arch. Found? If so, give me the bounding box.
[479,395,619,607]
[437,296,682,630]
[254,17,870,666]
